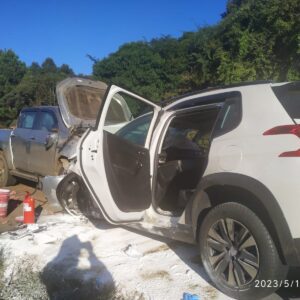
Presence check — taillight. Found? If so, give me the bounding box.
[263,125,300,138]
[263,125,300,157]
[279,149,300,157]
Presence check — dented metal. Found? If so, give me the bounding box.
[41,175,65,211]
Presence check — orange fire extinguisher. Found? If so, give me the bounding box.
[23,192,35,224]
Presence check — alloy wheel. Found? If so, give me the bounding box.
[60,180,82,216]
[206,218,259,288]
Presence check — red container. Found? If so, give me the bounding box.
[0,189,10,218]
[23,193,35,224]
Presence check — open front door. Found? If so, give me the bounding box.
[79,85,161,223]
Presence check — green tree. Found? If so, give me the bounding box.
[0,50,26,98]
[0,56,74,126]
[93,0,300,101]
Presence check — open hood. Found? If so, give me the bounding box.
[56,77,108,128]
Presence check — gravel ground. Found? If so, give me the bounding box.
[0,183,299,300]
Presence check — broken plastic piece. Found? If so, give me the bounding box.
[183,293,200,300]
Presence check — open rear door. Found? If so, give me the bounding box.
[79,85,161,223]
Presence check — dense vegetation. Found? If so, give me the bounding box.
[0,0,299,126]
[0,52,74,127]
[93,0,300,100]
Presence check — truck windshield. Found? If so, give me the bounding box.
[272,82,300,122]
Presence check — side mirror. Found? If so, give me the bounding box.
[45,132,58,150]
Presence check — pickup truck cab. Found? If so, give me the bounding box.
[0,78,132,187]
[0,106,69,186]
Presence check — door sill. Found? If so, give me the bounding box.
[125,220,195,244]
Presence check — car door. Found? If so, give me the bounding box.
[79,85,161,223]
[11,110,39,172]
[29,110,59,176]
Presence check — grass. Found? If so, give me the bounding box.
[0,254,48,300]
[0,250,145,300]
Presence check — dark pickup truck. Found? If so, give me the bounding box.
[0,78,119,187]
[0,106,73,186]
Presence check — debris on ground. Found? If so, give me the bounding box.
[0,213,231,300]
[183,292,200,300]
[122,243,143,258]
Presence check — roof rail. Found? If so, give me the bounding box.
[162,80,274,106]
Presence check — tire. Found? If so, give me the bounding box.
[57,173,103,219]
[0,152,17,187]
[56,173,81,216]
[198,202,288,300]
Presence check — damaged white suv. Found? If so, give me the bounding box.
[45,79,300,299]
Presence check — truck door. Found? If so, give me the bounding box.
[11,110,39,172]
[29,110,59,175]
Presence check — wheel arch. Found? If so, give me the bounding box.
[190,173,299,266]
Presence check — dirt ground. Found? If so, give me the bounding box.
[0,183,299,300]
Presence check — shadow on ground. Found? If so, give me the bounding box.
[275,268,300,300]
[40,234,115,300]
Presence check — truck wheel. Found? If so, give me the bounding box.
[0,152,17,187]
[198,202,288,300]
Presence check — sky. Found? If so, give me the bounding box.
[0,0,227,75]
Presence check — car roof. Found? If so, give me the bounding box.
[163,81,284,111]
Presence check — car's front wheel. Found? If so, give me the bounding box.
[199,202,288,300]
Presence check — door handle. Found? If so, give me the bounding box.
[30,137,35,140]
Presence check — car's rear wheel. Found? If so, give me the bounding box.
[0,152,17,187]
[199,202,288,300]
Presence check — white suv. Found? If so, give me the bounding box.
[46,79,300,299]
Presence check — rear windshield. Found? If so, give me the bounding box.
[272,83,300,120]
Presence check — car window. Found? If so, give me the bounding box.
[106,97,132,125]
[104,91,154,146]
[18,111,38,129]
[162,108,220,160]
[115,113,153,146]
[38,111,58,132]
[213,94,242,137]
[272,82,300,121]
